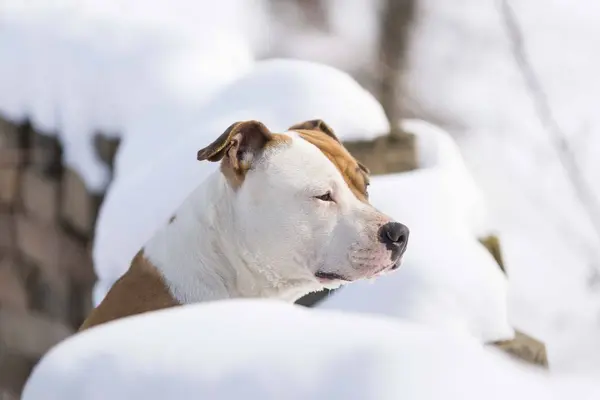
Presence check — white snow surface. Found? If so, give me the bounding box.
[319,120,512,343]
[403,119,489,237]
[22,300,600,400]
[92,59,390,304]
[405,0,600,374]
[0,0,267,191]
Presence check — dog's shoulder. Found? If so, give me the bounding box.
[80,251,180,331]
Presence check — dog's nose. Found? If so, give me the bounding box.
[379,222,409,254]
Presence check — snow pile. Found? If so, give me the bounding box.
[405,0,600,373]
[22,300,600,400]
[319,119,512,343]
[404,119,489,236]
[93,59,390,305]
[0,0,267,191]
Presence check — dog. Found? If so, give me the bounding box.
[80,119,409,330]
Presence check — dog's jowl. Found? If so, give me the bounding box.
[80,119,409,330]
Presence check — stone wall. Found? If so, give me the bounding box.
[0,116,119,399]
[344,130,417,174]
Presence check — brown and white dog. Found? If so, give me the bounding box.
[80,119,409,330]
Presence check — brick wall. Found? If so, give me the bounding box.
[0,116,119,399]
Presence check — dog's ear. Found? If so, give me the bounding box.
[197,120,273,170]
[288,119,340,143]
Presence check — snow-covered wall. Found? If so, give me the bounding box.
[404,0,600,373]
[3,0,600,380]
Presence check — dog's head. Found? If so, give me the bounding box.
[197,119,409,289]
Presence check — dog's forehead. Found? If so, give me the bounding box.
[285,129,369,202]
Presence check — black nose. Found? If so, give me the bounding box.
[379,222,409,255]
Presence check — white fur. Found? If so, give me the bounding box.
[143,132,398,304]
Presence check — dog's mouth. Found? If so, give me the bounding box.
[315,260,401,284]
[314,271,350,283]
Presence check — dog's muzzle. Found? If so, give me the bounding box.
[315,222,410,283]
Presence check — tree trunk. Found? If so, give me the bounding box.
[378,0,417,132]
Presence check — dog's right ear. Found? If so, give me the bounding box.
[197,120,273,172]
[288,119,339,143]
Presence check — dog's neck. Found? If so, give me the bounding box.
[142,172,240,303]
[82,172,321,330]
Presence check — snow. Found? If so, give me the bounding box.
[22,300,600,400]
[0,0,266,191]
[404,0,600,374]
[319,119,512,343]
[92,59,390,305]
[403,119,489,236]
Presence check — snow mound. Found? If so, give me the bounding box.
[403,119,489,236]
[0,0,265,191]
[93,59,390,305]
[319,120,511,343]
[22,300,600,400]
[113,58,390,180]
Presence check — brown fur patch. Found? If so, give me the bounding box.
[293,129,370,202]
[265,132,293,148]
[221,133,292,190]
[79,251,180,331]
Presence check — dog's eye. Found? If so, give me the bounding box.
[314,192,334,202]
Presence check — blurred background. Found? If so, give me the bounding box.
[1,0,600,398]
